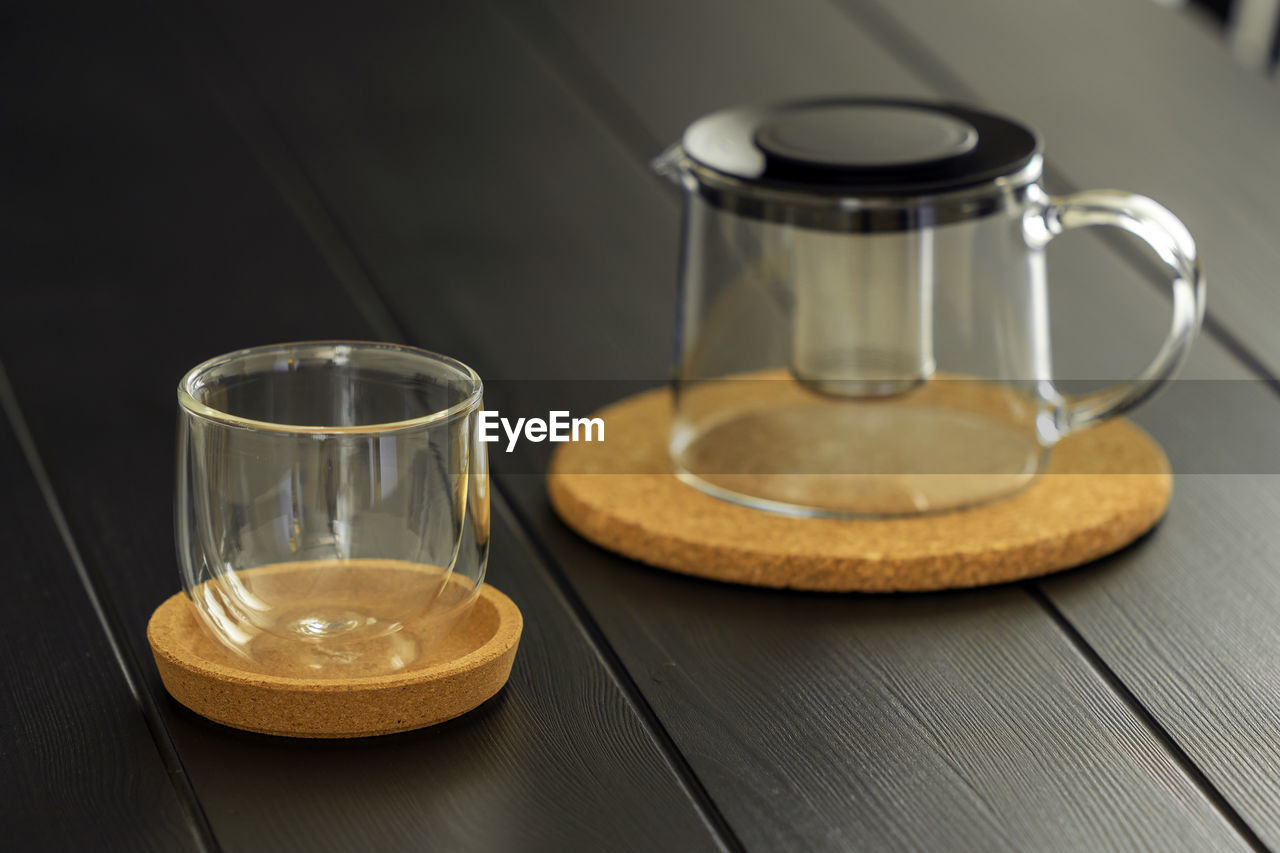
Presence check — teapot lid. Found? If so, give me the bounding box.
[682,97,1039,196]
[669,98,1041,231]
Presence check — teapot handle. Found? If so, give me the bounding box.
[1022,186,1206,437]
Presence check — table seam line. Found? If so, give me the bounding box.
[493,491,745,853]
[1024,583,1269,851]
[0,360,221,853]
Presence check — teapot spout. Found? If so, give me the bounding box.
[651,144,695,189]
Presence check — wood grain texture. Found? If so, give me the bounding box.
[524,0,1280,845]
[839,0,1280,379]
[0,405,201,852]
[0,1,725,849]
[192,0,1261,847]
[508,473,1252,853]
[1044,476,1280,844]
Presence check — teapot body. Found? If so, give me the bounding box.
[669,173,1054,516]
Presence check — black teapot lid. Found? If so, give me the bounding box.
[681,97,1040,197]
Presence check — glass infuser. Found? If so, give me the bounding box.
[654,98,1204,517]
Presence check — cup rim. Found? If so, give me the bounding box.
[177,340,484,435]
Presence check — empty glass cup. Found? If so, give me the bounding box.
[175,341,489,678]
[654,98,1205,517]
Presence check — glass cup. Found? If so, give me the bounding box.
[175,341,489,678]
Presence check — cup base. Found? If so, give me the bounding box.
[247,620,423,678]
[189,559,476,679]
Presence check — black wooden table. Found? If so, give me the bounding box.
[6,1,1280,850]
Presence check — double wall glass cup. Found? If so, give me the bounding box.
[175,341,489,678]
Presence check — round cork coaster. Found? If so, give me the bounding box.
[547,387,1171,592]
[148,582,522,738]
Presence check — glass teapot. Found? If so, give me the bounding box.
[653,98,1204,517]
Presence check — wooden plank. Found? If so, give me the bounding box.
[1045,474,1280,841]
[193,0,1262,847]
[516,0,1280,845]
[0,385,203,852]
[0,2,727,850]
[838,0,1280,379]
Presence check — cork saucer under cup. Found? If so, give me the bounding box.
[148,582,522,738]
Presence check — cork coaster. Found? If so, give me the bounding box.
[547,386,1171,592]
[148,580,522,738]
